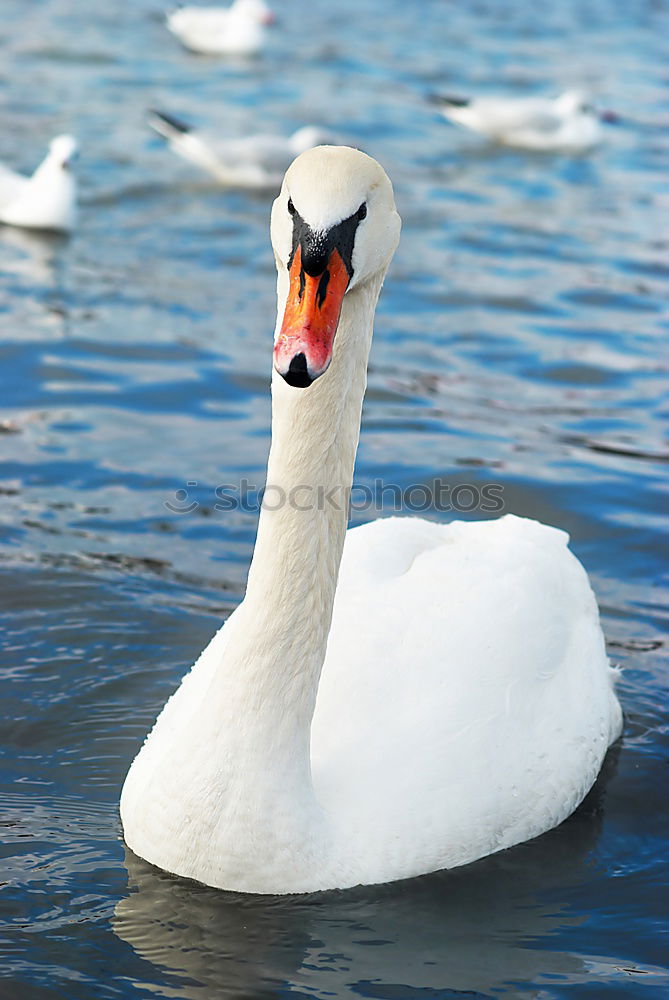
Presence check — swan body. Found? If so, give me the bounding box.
[148,110,331,189]
[166,0,272,55]
[121,145,622,893]
[0,135,77,232]
[434,90,606,152]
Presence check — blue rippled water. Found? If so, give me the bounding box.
[1,0,667,997]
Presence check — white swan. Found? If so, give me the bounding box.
[166,0,273,55]
[148,110,331,189]
[0,135,77,233]
[120,145,623,894]
[433,90,609,152]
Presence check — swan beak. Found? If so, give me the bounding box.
[274,243,350,388]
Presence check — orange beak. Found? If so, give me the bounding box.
[274,244,350,388]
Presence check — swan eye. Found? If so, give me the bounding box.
[356,203,367,221]
[287,198,296,216]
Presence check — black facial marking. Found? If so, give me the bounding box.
[298,269,306,300]
[317,269,330,308]
[287,203,365,281]
[300,228,330,277]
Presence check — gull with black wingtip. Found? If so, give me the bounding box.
[432,90,615,152]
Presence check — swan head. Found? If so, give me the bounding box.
[271,145,400,388]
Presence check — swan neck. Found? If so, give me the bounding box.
[245,275,382,630]
[199,273,384,822]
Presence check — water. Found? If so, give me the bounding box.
[1,0,667,996]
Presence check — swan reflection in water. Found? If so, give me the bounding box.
[114,752,624,999]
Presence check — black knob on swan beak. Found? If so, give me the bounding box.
[282,352,314,389]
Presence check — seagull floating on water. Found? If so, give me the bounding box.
[433,90,612,152]
[148,110,332,189]
[166,0,273,55]
[0,135,77,233]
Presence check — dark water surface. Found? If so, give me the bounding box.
[1,0,668,997]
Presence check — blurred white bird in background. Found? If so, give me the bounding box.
[0,135,78,233]
[433,90,615,152]
[166,0,274,55]
[148,110,332,189]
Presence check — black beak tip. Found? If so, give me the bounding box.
[281,353,314,389]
